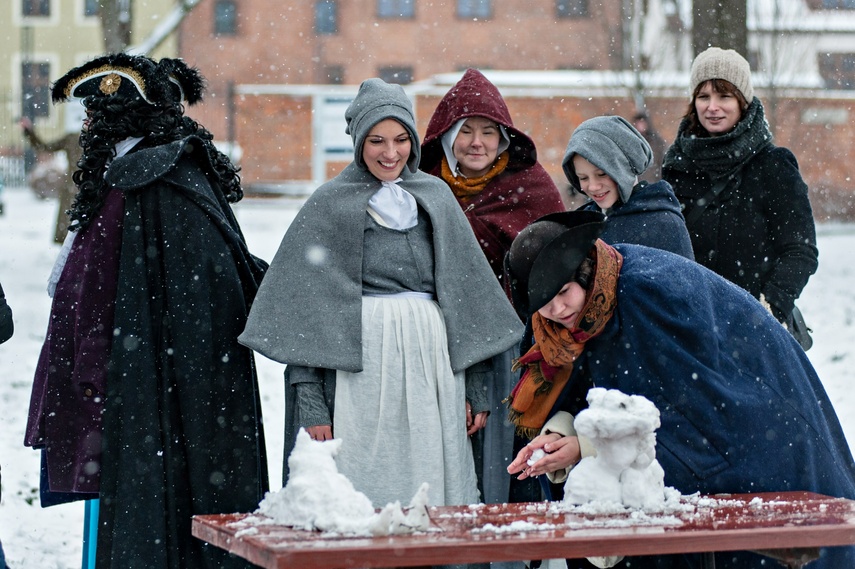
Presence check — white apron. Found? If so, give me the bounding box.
[334,295,479,508]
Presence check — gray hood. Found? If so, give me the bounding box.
[563,115,652,205]
[345,78,421,173]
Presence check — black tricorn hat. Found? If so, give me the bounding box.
[505,210,606,316]
[51,53,204,107]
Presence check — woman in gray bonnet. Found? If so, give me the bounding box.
[240,78,523,512]
[564,115,693,260]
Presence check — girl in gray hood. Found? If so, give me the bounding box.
[565,115,693,260]
[240,79,523,510]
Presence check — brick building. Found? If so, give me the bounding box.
[179,0,627,142]
[176,0,855,221]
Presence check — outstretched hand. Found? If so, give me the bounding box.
[507,433,581,480]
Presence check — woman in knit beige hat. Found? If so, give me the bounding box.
[661,47,817,349]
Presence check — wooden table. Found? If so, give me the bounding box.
[192,491,855,568]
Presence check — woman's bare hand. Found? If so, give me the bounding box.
[507,433,580,479]
[306,425,333,441]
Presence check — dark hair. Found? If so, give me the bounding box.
[68,94,242,232]
[680,79,748,138]
[573,252,596,291]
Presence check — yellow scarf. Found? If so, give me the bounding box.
[507,240,623,438]
[440,152,510,199]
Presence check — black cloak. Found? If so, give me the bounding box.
[95,137,269,568]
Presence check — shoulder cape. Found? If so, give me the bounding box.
[239,162,523,373]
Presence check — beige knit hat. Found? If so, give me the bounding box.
[690,47,754,102]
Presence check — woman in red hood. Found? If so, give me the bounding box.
[421,68,565,290]
[421,68,565,508]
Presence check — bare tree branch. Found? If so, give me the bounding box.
[127,0,202,56]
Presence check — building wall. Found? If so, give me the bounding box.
[230,82,855,222]
[0,0,177,152]
[180,0,624,143]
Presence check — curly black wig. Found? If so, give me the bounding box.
[61,56,241,232]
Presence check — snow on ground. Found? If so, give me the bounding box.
[0,185,853,567]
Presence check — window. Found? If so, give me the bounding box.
[315,0,337,35]
[22,0,50,17]
[378,0,415,18]
[557,0,588,18]
[214,0,238,35]
[21,61,51,119]
[819,53,855,89]
[84,0,98,17]
[821,0,855,8]
[457,0,491,19]
[323,65,345,85]
[378,66,413,85]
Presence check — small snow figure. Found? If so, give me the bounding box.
[258,428,431,536]
[564,388,666,510]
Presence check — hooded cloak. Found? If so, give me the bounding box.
[420,69,565,282]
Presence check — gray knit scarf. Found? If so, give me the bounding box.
[663,97,773,181]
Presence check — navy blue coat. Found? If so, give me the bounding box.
[556,244,855,568]
[578,180,694,260]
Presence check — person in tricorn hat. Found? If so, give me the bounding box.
[504,210,855,568]
[24,53,269,569]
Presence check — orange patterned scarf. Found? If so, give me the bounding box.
[440,152,510,199]
[507,240,623,438]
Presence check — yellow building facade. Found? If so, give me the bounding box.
[1,0,178,165]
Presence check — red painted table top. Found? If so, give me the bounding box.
[192,491,855,568]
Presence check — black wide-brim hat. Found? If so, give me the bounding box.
[51,53,204,107]
[505,210,606,315]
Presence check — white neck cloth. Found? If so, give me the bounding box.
[367,178,418,230]
[114,136,144,160]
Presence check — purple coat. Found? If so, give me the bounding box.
[26,189,124,494]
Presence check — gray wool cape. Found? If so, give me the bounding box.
[238,162,524,375]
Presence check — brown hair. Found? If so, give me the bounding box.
[681,79,749,138]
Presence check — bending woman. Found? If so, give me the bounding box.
[240,78,523,509]
[504,210,855,568]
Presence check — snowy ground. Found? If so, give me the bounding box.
[0,185,853,567]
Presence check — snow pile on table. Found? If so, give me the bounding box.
[257,428,431,536]
[562,388,679,569]
[565,388,675,510]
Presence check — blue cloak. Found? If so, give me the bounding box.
[558,244,855,568]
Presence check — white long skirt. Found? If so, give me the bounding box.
[333,295,479,508]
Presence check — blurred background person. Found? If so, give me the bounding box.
[631,110,667,183]
[19,110,84,243]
